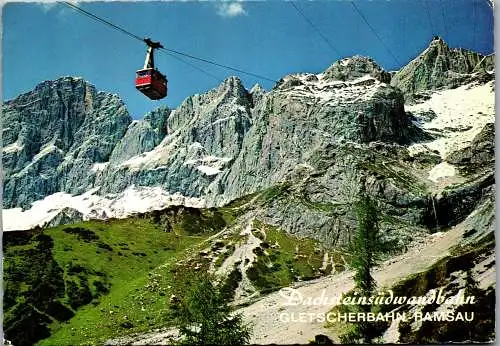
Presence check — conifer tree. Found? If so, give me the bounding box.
[351,193,380,296]
[343,192,382,344]
[174,272,251,345]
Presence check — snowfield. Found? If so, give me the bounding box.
[185,154,232,176]
[2,186,206,232]
[281,72,385,105]
[407,79,495,159]
[405,79,494,184]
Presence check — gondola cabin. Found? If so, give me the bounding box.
[135,68,168,100]
[136,38,168,100]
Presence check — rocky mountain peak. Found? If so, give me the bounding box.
[219,75,244,89]
[429,35,447,48]
[32,76,86,92]
[144,104,171,123]
[108,105,171,165]
[166,75,252,135]
[2,77,131,208]
[391,37,494,98]
[322,55,391,83]
[250,83,264,94]
[9,77,91,112]
[211,76,250,103]
[249,83,265,106]
[249,83,265,98]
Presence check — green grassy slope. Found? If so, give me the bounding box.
[246,219,349,294]
[4,207,228,346]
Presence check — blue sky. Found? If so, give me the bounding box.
[3,0,494,119]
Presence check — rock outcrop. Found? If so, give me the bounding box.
[446,122,495,174]
[45,207,84,228]
[108,105,170,164]
[321,55,392,83]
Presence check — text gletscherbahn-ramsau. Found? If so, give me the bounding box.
[279,311,474,323]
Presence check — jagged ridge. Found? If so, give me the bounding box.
[3,58,419,211]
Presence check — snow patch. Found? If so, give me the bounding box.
[91,162,109,172]
[185,155,232,176]
[189,142,204,150]
[349,74,376,84]
[340,59,350,66]
[428,162,456,183]
[33,144,61,161]
[3,142,23,153]
[210,116,236,127]
[119,135,180,170]
[14,98,41,108]
[283,71,382,104]
[2,185,206,232]
[295,163,313,170]
[196,165,221,176]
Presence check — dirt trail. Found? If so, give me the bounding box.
[216,218,261,302]
[241,224,465,344]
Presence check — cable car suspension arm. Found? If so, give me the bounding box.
[143,38,163,69]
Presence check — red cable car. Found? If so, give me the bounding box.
[136,38,168,100]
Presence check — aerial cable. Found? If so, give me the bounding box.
[423,0,435,36]
[163,51,222,83]
[61,1,143,42]
[350,1,401,66]
[439,0,449,38]
[472,1,477,49]
[58,1,278,84]
[158,46,278,83]
[60,1,220,81]
[289,1,342,58]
